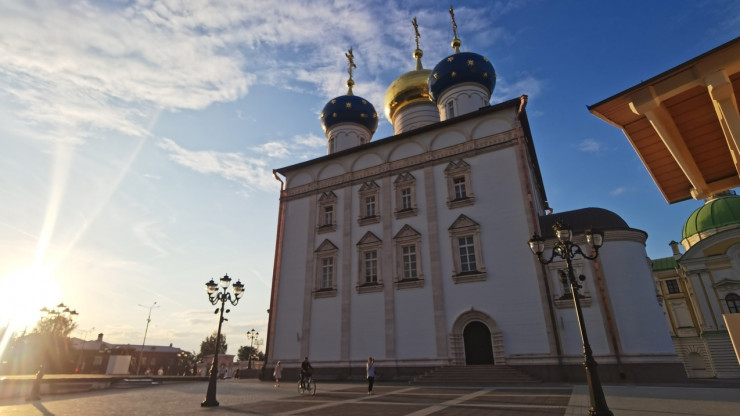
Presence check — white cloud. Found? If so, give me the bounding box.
[0,1,521,146]
[293,134,326,149]
[610,187,626,196]
[157,138,276,193]
[579,139,602,153]
[132,221,170,258]
[494,75,543,101]
[253,142,290,158]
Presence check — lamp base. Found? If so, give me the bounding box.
[201,398,219,407]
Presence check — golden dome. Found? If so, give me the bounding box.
[384,63,432,121]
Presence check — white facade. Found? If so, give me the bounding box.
[265,96,680,381]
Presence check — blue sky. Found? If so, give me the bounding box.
[1,0,738,355]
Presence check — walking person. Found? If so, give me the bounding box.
[273,361,282,387]
[366,357,375,394]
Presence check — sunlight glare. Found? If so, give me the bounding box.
[0,266,62,336]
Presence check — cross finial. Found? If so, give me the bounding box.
[345,48,356,94]
[449,5,461,53]
[412,17,420,50]
[449,6,458,39]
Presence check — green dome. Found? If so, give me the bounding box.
[682,193,740,240]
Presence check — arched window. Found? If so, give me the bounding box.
[726,293,740,313]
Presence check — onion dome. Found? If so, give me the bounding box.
[428,6,496,104]
[320,49,378,135]
[429,52,495,103]
[384,18,433,122]
[320,94,378,134]
[682,192,740,246]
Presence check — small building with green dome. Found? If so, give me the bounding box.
[652,191,740,378]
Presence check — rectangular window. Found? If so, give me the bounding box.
[321,258,334,288]
[365,195,376,217]
[323,205,333,226]
[453,177,467,200]
[446,101,455,118]
[458,236,476,272]
[401,188,412,210]
[402,245,417,279]
[364,251,378,283]
[665,279,680,294]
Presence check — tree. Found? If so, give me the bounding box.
[21,303,80,374]
[198,331,227,361]
[236,345,263,362]
[34,303,78,337]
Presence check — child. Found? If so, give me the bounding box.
[273,361,282,387]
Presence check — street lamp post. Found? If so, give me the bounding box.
[75,326,95,373]
[136,302,159,375]
[246,329,259,370]
[201,274,245,408]
[528,222,613,416]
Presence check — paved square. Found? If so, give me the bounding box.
[1,378,739,415]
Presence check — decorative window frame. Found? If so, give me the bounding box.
[546,261,592,309]
[313,239,338,298]
[394,172,418,219]
[393,225,424,289]
[665,279,681,294]
[448,214,486,283]
[358,181,381,226]
[445,100,456,119]
[444,160,475,209]
[726,293,740,314]
[356,232,384,293]
[317,191,337,234]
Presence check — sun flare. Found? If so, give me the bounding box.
[0,265,62,336]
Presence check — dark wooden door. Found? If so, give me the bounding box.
[463,321,494,365]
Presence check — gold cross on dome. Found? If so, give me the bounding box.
[345,48,356,82]
[449,6,458,40]
[412,17,420,50]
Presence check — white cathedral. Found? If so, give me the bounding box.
[264,14,683,382]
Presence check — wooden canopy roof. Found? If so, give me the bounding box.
[589,37,740,204]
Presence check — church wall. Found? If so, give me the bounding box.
[349,291,386,360]
[600,239,676,356]
[309,296,342,361]
[431,146,551,356]
[271,197,312,361]
[394,285,438,359]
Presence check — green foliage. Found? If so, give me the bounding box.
[236,345,260,362]
[198,331,227,360]
[33,303,78,337]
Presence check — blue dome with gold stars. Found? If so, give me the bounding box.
[428,51,495,103]
[320,94,378,133]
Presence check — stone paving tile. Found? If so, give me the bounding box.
[469,393,570,406]
[242,399,315,413]
[296,402,427,416]
[430,405,566,416]
[284,392,352,402]
[364,393,441,404]
[489,388,572,395]
[399,388,478,396]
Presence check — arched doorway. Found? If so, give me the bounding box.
[463,321,494,365]
[450,309,505,365]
